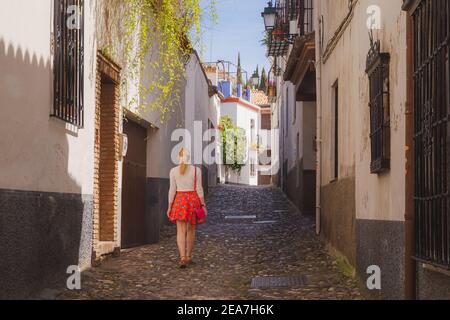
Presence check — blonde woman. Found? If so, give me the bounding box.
[167,148,207,268]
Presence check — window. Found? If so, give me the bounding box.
[52,0,85,127]
[300,0,314,35]
[366,38,390,174]
[332,81,339,181]
[411,0,450,268]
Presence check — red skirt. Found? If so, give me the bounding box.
[169,191,204,225]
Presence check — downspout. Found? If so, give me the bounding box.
[404,12,416,300]
[315,14,324,236]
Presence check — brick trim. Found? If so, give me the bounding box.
[92,51,121,260]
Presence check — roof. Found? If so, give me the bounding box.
[250,89,269,106]
[221,96,261,113]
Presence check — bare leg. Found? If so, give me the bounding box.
[186,223,197,259]
[176,221,187,259]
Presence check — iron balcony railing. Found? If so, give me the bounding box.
[266,0,314,57]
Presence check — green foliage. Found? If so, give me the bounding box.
[260,32,269,47]
[259,67,267,92]
[124,0,217,123]
[237,52,243,85]
[220,116,247,173]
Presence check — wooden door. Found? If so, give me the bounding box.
[121,119,147,248]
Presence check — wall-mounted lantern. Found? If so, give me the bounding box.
[261,1,277,31]
[251,71,260,88]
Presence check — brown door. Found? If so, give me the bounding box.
[121,119,147,248]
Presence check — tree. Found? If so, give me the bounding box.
[220,116,247,173]
[237,52,243,85]
[259,67,267,92]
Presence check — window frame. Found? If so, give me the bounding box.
[52,0,85,127]
[410,0,450,269]
[365,39,391,174]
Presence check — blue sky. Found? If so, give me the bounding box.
[198,0,270,81]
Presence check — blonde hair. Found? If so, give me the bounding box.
[179,148,188,175]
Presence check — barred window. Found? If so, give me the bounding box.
[411,0,450,269]
[299,0,314,35]
[52,0,84,127]
[366,39,390,174]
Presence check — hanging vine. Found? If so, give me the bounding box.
[123,0,217,124]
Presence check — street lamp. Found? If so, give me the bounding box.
[251,71,260,88]
[261,1,277,31]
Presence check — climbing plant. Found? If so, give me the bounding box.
[220,116,247,173]
[123,0,218,123]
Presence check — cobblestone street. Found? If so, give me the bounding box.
[58,185,362,300]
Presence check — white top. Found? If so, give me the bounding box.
[168,165,204,203]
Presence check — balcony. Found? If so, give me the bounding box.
[263,1,314,57]
[267,26,290,57]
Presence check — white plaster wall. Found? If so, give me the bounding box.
[316,0,407,221]
[270,78,281,184]
[271,99,280,182]
[282,82,302,174]
[0,0,97,195]
[209,95,221,128]
[220,102,238,127]
[185,53,210,164]
[237,103,260,186]
[303,101,317,170]
[184,53,219,186]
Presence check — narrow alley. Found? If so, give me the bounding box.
[57,185,361,300]
[3,0,450,303]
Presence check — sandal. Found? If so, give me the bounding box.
[179,256,188,269]
[186,256,195,265]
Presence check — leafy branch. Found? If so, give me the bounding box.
[219,116,247,173]
[123,0,217,123]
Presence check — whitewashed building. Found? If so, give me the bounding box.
[220,96,261,186]
[0,0,217,299]
[184,51,221,191]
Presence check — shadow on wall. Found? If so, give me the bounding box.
[0,38,92,299]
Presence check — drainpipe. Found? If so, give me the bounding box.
[315,14,323,236]
[404,12,416,300]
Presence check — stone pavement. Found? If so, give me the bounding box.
[57,185,362,300]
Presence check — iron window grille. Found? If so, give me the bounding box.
[366,38,390,174]
[299,0,314,36]
[412,0,450,269]
[52,0,85,127]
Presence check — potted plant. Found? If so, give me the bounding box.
[271,28,285,41]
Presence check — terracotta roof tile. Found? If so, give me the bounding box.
[250,89,269,106]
